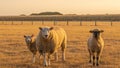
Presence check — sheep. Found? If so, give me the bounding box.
[87,28,104,66]
[36,26,67,66]
[24,34,37,63]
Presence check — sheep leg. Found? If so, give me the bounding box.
[96,56,99,66]
[88,49,92,63]
[92,52,95,66]
[61,36,67,62]
[48,54,51,66]
[62,50,65,62]
[61,42,66,61]
[61,46,65,61]
[43,53,48,67]
[54,52,58,61]
[96,51,101,66]
[39,54,41,63]
[32,54,35,63]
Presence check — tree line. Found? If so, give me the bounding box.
[0,14,120,21]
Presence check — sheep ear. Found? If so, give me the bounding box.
[50,27,53,30]
[100,30,104,33]
[24,35,26,38]
[39,27,42,30]
[89,30,93,33]
[31,34,34,37]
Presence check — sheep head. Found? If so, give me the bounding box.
[39,27,53,39]
[24,34,34,45]
[89,29,104,38]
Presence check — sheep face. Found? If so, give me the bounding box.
[39,27,53,39]
[24,35,34,45]
[90,29,104,38]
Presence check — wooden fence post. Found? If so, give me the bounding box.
[21,21,23,25]
[11,21,13,25]
[2,21,4,25]
[111,20,112,26]
[67,20,69,26]
[95,20,97,26]
[80,21,82,26]
[42,20,44,25]
[32,21,33,25]
[54,20,56,26]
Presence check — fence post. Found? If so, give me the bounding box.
[42,20,44,25]
[2,21,4,25]
[21,21,23,25]
[32,21,33,25]
[54,20,56,26]
[11,21,13,25]
[67,20,69,26]
[80,21,82,26]
[111,20,112,26]
[95,20,97,26]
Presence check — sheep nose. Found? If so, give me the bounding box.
[45,35,48,37]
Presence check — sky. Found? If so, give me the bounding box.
[0,0,120,16]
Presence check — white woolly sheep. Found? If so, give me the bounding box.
[87,28,104,66]
[36,26,67,66]
[24,34,37,63]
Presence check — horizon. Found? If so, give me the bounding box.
[1,0,120,16]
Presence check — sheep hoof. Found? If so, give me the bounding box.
[96,63,99,66]
[44,63,48,67]
[89,60,91,63]
[93,63,95,66]
[44,65,48,67]
[62,60,66,62]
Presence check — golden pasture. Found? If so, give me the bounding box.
[0,21,119,68]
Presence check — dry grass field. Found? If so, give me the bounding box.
[0,21,119,68]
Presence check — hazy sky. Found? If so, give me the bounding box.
[0,0,120,15]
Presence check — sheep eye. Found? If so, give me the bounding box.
[42,30,45,32]
[97,31,100,33]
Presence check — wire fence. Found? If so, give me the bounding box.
[0,20,120,26]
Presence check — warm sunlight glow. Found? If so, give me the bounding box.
[0,0,120,15]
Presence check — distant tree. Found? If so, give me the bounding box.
[30,12,63,16]
[39,12,63,15]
